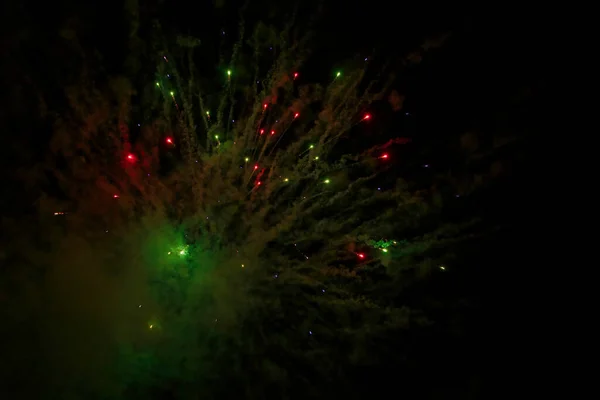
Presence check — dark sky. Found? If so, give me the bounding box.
[0,0,546,216]
[0,2,547,398]
[1,0,544,118]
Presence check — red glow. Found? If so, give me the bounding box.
[260,129,264,134]
[357,253,365,259]
[294,113,299,118]
[293,72,298,79]
[254,165,258,170]
[127,154,135,161]
[381,153,388,159]
[257,181,262,186]
[113,194,119,198]
[263,104,268,109]
[271,130,275,135]
[363,114,371,120]
[166,137,173,144]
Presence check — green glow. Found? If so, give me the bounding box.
[314,156,319,160]
[177,245,189,257]
[367,239,405,251]
[206,111,210,115]
[167,245,189,257]
[284,178,289,182]
[170,91,174,96]
[148,318,161,330]
[245,157,249,162]
[336,71,341,77]
[309,144,314,149]
[215,135,219,140]
[324,179,330,184]
[156,82,160,87]
[227,70,231,76]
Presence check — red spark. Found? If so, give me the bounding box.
[260,129,265,134]
[113,194,119,198]
[127,154,135,162]
[294,113,299,118]
[381,153,388,159]
[271,130,275,135]
[166,137,173,144]
[363,114,371,120]
[357,253,365,259]
[254,165,258,170]
[293,72,298,79]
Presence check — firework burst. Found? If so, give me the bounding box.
[34,20,435,397]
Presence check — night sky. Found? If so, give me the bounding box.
[0,1,545,398]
